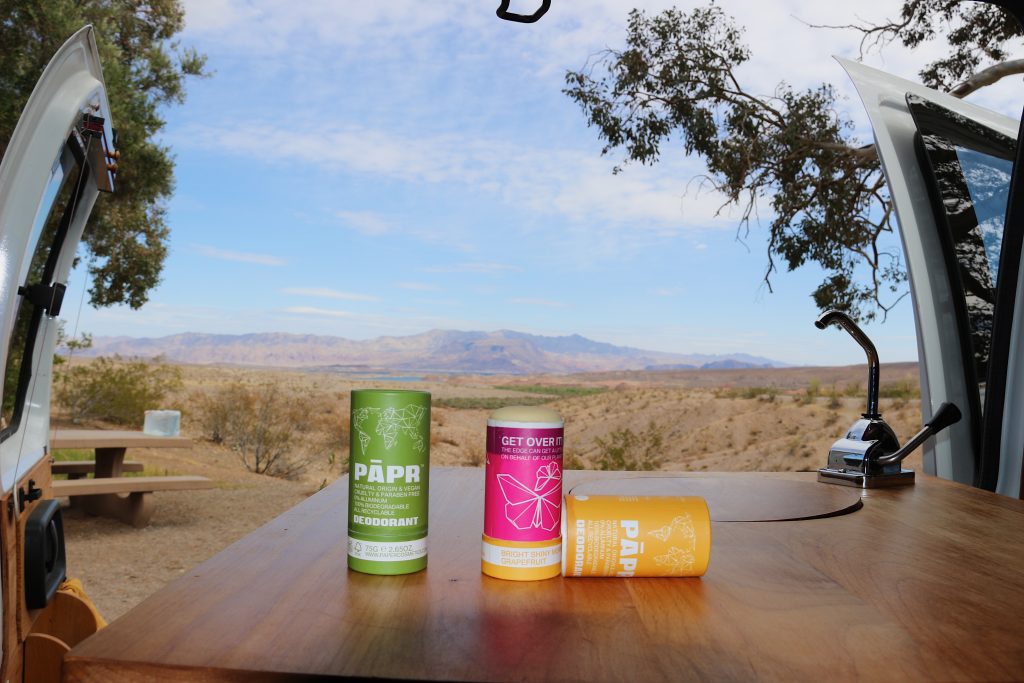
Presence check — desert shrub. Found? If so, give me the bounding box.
[56,355,182,426]
[493,385,607,398]
[879,380,920,400]
[193,383,248,444]
[715,386,777,400]
[828,384,841,409]
[434,396,550,410]
[564,450,588,470]
[801,379,821,406]
[194,381,338,479]
[311,401,349,475]
[594,421,665,471]
[745,386,777,400]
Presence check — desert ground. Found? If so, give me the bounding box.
[58,361,924,620]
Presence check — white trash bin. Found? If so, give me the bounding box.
[143,410,181,436]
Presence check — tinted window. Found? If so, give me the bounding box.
[909,94,1015,422]
[956,147,1012,286]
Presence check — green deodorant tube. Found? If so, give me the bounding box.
[347,389,431,575]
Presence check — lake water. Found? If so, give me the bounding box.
[364,376,425,382]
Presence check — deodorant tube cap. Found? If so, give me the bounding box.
[487,405,564,426]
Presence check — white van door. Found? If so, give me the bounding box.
[0,25,115,493]
[842,58,1022,497]
[0,24,116,667]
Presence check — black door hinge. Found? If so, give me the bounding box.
[18,282,66,317]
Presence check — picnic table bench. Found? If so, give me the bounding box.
[49,429,214,527]
[52,461,143,478]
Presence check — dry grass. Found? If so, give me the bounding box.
[91,360,923,482]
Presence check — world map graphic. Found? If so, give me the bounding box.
[352,405,428,454]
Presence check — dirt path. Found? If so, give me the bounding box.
[63,483,309,620]
[59,435,320,621]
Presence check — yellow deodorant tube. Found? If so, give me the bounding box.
[562,495,711,578]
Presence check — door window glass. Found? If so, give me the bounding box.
[909,94,1016,417]
[1,145,82,438]
[955,147,1012,287]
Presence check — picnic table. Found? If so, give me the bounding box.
[49,429,213,527]
[63,468,1024,681]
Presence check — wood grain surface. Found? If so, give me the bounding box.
[54,475,215,527]
[569,474,863,521]
[0,456,54,682]
[64,469,1024,682]
[30,591,103,649]
[50,461,144,476]
[24,633,67,683]
[49,429,191,450]
[52,476,213,497]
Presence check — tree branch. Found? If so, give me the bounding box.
[948,58,1024,98]
[802,17,912,60]
[800,139,877,161]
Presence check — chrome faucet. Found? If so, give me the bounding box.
[814,310,882,418]
[814,310,961,488]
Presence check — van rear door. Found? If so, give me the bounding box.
[842,58,1022,496]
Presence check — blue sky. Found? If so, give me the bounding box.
[62,0,1021,366]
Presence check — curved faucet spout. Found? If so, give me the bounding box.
[815,310,881,418]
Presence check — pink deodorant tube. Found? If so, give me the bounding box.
[481,406,563,581]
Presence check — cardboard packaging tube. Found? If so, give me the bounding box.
[348,389,431,575]
[482,406,563,581]
[562,494,711,578]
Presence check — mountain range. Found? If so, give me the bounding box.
[75,330,787,375]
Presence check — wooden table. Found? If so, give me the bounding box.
[63,469,1024,681]
[49,429,192,478]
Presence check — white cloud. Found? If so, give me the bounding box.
[194,244,287,266]
[177,0,1013,269]
[179,0,245,33]
[183,120,733,237]
[283,306,354,319]
[282,287,379,302]
[178,1,939,87]
[180,0,1017,122]
[181,1,467,53]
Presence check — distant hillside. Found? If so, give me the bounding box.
[76,329,788,375]
[644,355,780,371]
